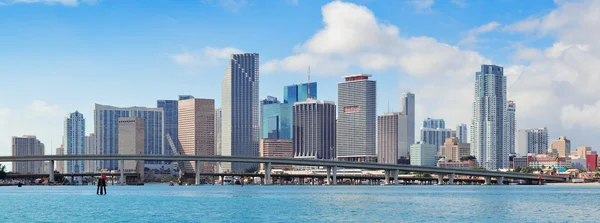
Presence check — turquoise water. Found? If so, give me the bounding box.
[0,185,597,222]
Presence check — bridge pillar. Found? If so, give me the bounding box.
[437,174,444,185]
[484,176,492,185]
[332,166,337,185]
[384,171,390,185]
[497,176,504,185]
[120,160,125,185]
[448,173,455,185]
[195,160,201,185]
[265,162,272,185]
[393,170,399,185]
[49,160,55,183]
[326,167,331,185]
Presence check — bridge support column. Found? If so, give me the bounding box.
[49,160,55,183]
[484,176,492,185]
[326,167,331,185]
[265,162,272,185]
[448,173,455,185]
[384,171,390,185]
[437,174,444,185]
[497,176,504,185]
[120,160,125,185]
[195,160,201,185]
[332,166,337,185]
[393,170,399,185]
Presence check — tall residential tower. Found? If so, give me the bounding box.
[64,111,85,173]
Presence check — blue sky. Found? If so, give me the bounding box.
[2,0,600,169]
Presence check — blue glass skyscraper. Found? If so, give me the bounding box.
[284,82,317,104]
[157,99,178,155]
[261,96,292,140]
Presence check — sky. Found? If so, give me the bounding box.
[2,0,600,170]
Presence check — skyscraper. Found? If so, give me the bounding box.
[64,111,85,174]
[517,128,548,156]
[423,118,445,129]
[377,112,409,164]
[456,124,468,143]
[420,127,452,152]
[178,95,194,100]
[439,137,471,162]
[471,64,507,170]
[337,74,376,161]
[221,53,259,172]
[401,92,416,152]
[118,117,145,176]
[261,96,292,140]
[157,99,178,156]
[505,101,516,155]
[284,82,317,104]
[178,98,216,173]
[84,134,97,173]
[215,108,222,156]
[94,104,164,170]
[12,135,45,174]
[293,99,336,160]
[56,146,64,173]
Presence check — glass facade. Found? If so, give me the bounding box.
[261,102,292,140]
[64,111,85,173]
[157,100,178,156]
[284,82,317,104]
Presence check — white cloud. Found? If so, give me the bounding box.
[0,0,96,6]
[561,101,600,128]
[409,0,434,13]
[169,46,243,73]
[24,100,61,117]
[459,21,500,47]
[263,1,488,78]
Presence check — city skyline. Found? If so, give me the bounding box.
[2,0,600,171]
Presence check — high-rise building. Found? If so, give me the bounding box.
[179,95,194,100]
[64,111,85,174]
[157,99,178,156]
[548,136,571,157]
[12,135,45,174]
[505,101,516,155]
[84,134,97,173]
[439,137,471,162]
[94,104,164,170]
[284,82,317,104]
[574,146,594,158]
[118,117,145,176]
[420,127,452,152]
[261,97,292,140]
[471,64,508,170]
[179,98,216,173]
[456,124,468,143]
[56,146,64,173]
[214,108,222,172]
[517,128,548,156]
[410,141,436,167]
[401,92,416,151]
[423,118,445,129]
[260,139,293,169]
[337,74,376,161]
[377,112,409,164]
[293,99,336,160]
[221,53,260,172]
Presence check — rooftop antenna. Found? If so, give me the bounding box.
[307,66,311,99]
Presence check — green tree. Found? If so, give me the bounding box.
[514,166,522,173]
[0,164,7,179]
[460,156,477,162]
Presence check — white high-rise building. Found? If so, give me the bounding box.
[456,124,467,143]
[64,111,85,174]
[471,65,508,170]
[517,128,549,156]
[401,92,415,153]
[84,133,97,173]
[377,112,409,164]
[505,101,516,155]
[12,135,45,174]
[221,53,260,172]
[214,108,222,172]
[410,141,436,167]
[293,99,336,160]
